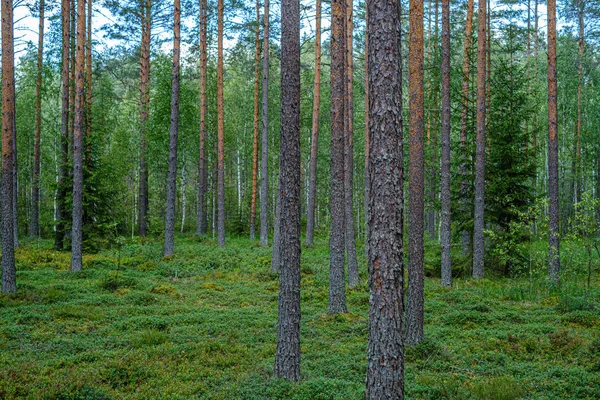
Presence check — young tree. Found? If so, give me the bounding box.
[55,0,70,251]
[217,0,225,247]
[273,0,301,381]
[31,0,45,238]
[196,0,208,236]
[547,0,560,283]
[440,0,451,287]
[305,0,322,246]
[472,0,487,279]
[250,0,261,241]
[2,0,16,293]
[329,0,348,314]
[163,0,181,256]
[260,0,271,247]
[345,0,359,288]
[71,0,86,272]
[139,0,152,237]
[406,0,425,346]
[365,0,404,395]
[459,0,475,256]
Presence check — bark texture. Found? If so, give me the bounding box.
[365,0,404,395]
[250,0,261,240]
[459,0,475,256]
[440,0,451,287]
[345,0,359,288]
[259,0,270,246]
[217,0,226,247]
[163,0,180,257]
[139,0,152,237]
[196,0,208,236]
[55,0,70,251]
[472,0,487,279]
[547,0,560,283]
[405,0,425,346]
[329,0,348,314]
[2,0,16,293]
[305,0,321,246]
[273,0,301,381]
[31,0,45,238]
[71,0,86,272]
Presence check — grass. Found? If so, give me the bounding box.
[1,236,599,399]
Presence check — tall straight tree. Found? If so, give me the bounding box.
[440,0,451,287]
[273,0,301,381]
[574,0,584,205]
[345,0,359,288]
[305,0,322,246]
[250,0,261,240]
[406,0,425,346]
[547,0,560,283]
[472,0,487,279]
[196,0,208,236]
[2,0,16,293]
[139,0,152,237]
[31,0,45,238]
[365,0,404,395]
[55,0,70,251]
[217,0,225,247]
[459,0,475,256]
[329,0,348,314]
[71,0,86,272]
[163,0,181,256]
[85,0,92,164]
[259,0,270,246]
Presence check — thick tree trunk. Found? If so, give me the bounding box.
[440,0,451,287]
[305,0,321,246]
[345,0,359,288]
[2,0,16,293]
[459,0,475,257]
[31,0,45,238]
[217,0,226,247]
[71,0,86,272]
[365,0,404,395]
[547,0,560,283]
[55,0,71,251]
[259,0,270,246]
[405,0,425,346]
[329,0,348,314]
[139,0,152,237]
[273,0,301,381]
[472,0,487,279]
[250,0,261,240]
[363,6,369,256]
[163,0,181,257]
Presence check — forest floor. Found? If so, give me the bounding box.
[1,236,599,399]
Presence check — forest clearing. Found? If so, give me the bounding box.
[1,237,599,399]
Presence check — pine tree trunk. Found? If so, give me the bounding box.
[365,0,404,395]
[85,0,92,167]
[250,0,261,240]
[55,0,71,251]
[345,0,359,288]
[305,0,321,246]
[472,0,487,279]
[575,4,584,204]
[363,6,369,256]
[217,0,226,247]
[196,0,207,236]
[273,0,301,381]
[163,0,181,257]
[139,0,152,237]
[329,0,348,314]
[2,0,16,293]
[270,191,281,273]
[405,0,425,346]
[71,0,86,272]
[547,0,560,283]
[31,0,45,238]
[440,0,451,287]
[459,0,475,257]
[259,0,270,247]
